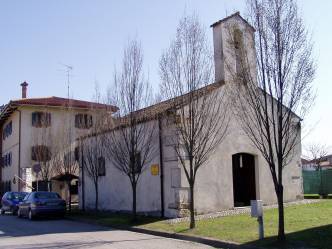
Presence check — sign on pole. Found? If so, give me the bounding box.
[251,200,264,239]
[32,164,41,175]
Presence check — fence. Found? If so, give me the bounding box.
[303,169,332,195]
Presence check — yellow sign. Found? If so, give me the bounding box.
[151,164,159,176]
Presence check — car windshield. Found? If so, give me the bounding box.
[35,192,60,199]
[9,192,27,201]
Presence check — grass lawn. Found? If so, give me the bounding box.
[69,200,332,249]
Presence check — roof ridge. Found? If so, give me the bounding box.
[210,11,255,32]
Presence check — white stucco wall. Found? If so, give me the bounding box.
[1,105,97,193]
[80,119,163,215]
[79,14,303,218]
[79,101,302,218]
[1,111,20,191]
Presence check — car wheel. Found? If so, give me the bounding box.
[12,209,17,216]
[17,209,22,218]
[28,209,34,220]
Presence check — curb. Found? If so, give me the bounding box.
[66,216,259,249]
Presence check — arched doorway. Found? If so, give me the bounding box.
[232,153,256,207]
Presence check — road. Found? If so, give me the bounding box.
[0,214,214,249]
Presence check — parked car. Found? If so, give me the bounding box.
[17,191,66,220]
[0,192,28,215]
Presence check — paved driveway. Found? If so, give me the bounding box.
[0,214,214,249]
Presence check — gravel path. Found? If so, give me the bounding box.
[166,199,320,224]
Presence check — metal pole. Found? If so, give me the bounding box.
[258,215,264,239]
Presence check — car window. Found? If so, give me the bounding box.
[23,193,30,201]
[11,192,28,201]
[5,193,12,200]
[35,192,61,199]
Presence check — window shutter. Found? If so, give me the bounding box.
[89,115,93,128]
[48,113,51,126]
[32,112,36,126]
[31,146,36,161]
[74,147,79,161]
[75,114,79,128]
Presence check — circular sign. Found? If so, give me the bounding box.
[32,164,41,174]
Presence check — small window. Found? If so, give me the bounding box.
[8,152,12,166]
[98,157,106,176]
[233,28,243,49]
[75,114,93,129]
[129,152,141,174]
[31,145,51,162]
[2,121,12,140]
[2,152,12,167]
[32,112,51,127]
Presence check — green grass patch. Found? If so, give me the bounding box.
[69,201,332,249]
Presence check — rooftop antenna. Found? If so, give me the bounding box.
[59,63,73,100]
[58,63,74,155]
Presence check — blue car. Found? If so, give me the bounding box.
[17,191,66,220]
[0,192,28,215]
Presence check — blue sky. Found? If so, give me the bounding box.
[0,0,331,153]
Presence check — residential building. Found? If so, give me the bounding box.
[302,155,332,171]
[0,83,117,202]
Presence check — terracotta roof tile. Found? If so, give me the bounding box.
[11,96,118,111]
[0,96,118,125]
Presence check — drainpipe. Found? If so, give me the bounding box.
[158,115,165,217]
[18,110,22,192]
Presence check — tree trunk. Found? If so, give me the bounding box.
[277,184,285,241]
[132,182,137,221]
[67,181,72,213]
[189,183,195,229]
[95,181,99,211]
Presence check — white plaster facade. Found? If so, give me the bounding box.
[0,97,112,202]
[79,13,303,217]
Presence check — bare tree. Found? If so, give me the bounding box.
[306,143,328,171]
[52,104,79,212]
[159,14,229,229]
[80,86,110,211]
[227,0,315,240]
[32,107,54,191]
[306,143,328,196]
[104,39,157,220]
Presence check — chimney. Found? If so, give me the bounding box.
[20,81,28,99]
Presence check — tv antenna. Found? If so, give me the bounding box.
[59,63,73,99]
